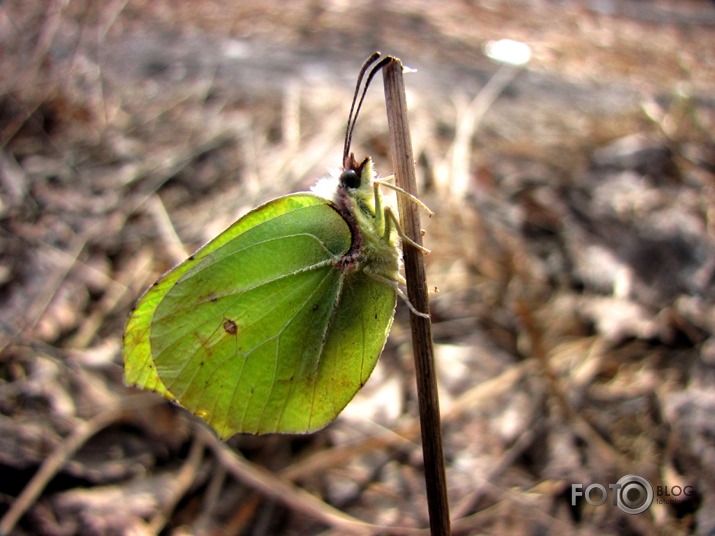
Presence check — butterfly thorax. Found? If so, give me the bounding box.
[334,156,400,282]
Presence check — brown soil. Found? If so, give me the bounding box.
[1,1,714,534]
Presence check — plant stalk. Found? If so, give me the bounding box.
[382,56,451,536]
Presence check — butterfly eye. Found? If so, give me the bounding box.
[340,169,361,189]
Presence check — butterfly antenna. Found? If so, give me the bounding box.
[343,52,391,168]
[343,52,381,164]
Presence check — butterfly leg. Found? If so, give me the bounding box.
[373,176,434,216]
[371,173,431,254]
[383,206,431,254]
[363,266,430,319]
[396,286,430,319]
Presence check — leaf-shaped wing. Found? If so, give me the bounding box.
[124,194,396,436]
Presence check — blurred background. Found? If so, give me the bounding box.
[1,0,714,534]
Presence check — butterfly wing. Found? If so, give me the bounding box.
[124,193,396,436]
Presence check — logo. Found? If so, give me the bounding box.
[571,474,680,515]
[613,475,654,514]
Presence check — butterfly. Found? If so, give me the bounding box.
[123,52,428,437]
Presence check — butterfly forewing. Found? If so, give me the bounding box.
[124,194,395,436]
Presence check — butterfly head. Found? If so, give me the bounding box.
[340,153,375,200]
[340,153,368,188]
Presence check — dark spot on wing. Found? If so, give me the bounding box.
[312,303,319,312]
[223,318,238,336]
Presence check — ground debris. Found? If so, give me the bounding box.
[1,1,713,534]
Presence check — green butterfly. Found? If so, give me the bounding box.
[123,53,428,438]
